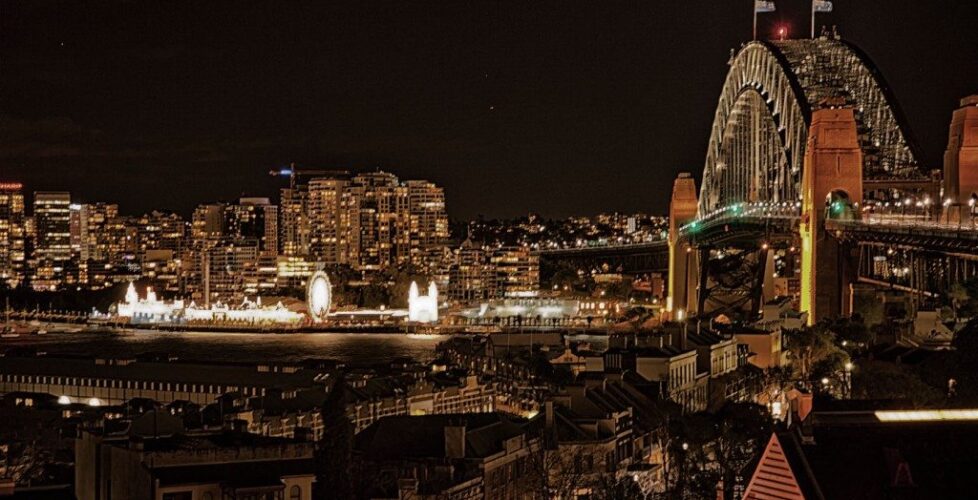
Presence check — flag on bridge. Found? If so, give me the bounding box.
[755,0,776,13]
[813,0,833,12]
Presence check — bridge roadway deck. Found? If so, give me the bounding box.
[684,215,799,246]
[827,218,978,255]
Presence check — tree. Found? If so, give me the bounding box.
[948,282,970,322]
[851,360,944,407]
[517,442,609,499]
[852,292,885,327]
[711,403,773,499]
[830,317,873,346]
[784,323,849,384]
[315,382,354,500]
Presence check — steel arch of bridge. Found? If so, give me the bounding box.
[699,38,923,217]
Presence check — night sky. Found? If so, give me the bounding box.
[2,0,977,219]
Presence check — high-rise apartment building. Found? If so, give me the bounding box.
[448,239,494,302]
[0,182,26,288]
[298,171,448,273]
[134,211,187,293]
[191,203,230,246]
[491,246,540,297]
[76,203,119,263]
[32,192,74,290]
[235,197,278,256]
[71,202,124,287]
[279,184,311,257]
[307,176,353,265]
[405,179,449,264]
[184,199,282,301]
[135,211,187,255]
[349,171,409,271]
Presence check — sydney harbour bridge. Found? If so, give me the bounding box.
[541,33,978,326]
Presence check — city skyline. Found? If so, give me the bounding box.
[3,0,977,219]
[4,3,978,499]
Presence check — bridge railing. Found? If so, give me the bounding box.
[827,217,978,242]
[680,201,802,234]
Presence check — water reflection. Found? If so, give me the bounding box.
[3,331,444,366]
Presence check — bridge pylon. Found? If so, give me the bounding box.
[666,173,699,320]
[943,95,978,223]
[799,107,863,325]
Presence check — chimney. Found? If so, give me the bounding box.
[444,420,466,459]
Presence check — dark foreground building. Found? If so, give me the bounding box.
[353,412,541,499]
[743,408,978,499]
[75,411,316,500]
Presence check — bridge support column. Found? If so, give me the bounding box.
[667,173,699,320]
[943,95,978,223]
[799,108,863,325]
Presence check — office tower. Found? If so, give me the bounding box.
[31,192,73,290]
[0,182,26,288]
[236,197,278,256]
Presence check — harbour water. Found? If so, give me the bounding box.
[0,330,446,365]
[0,330,609,366]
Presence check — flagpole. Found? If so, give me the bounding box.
[811,0,816,39]
[753,7,758,40]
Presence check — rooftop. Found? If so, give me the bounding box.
[355,412,532,461]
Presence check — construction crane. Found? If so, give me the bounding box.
[269,162,350,189]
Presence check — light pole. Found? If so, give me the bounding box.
[844,362,853,399]
[970,194,977,228]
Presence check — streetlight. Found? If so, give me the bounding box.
[844,362,854,399]
[969,194,977,228]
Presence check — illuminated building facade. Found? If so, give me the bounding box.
[0,182,26,288]
[186,199,282,302]
[279,183,311,256]
[191,202,230,246]
[405,179,449,265]
[235,197,279,256]
[348,171,410,271]
[307,176,354,265]
[134,211,187,292]
[112,282,305,326]
[295,171,448,273]
[491,246,540,297]
[31,191,74,290]
[135,210,187,255]
[199,243,260,305]
[448,239,494,302]
[72,202,125,288]
[407,281,439,323]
